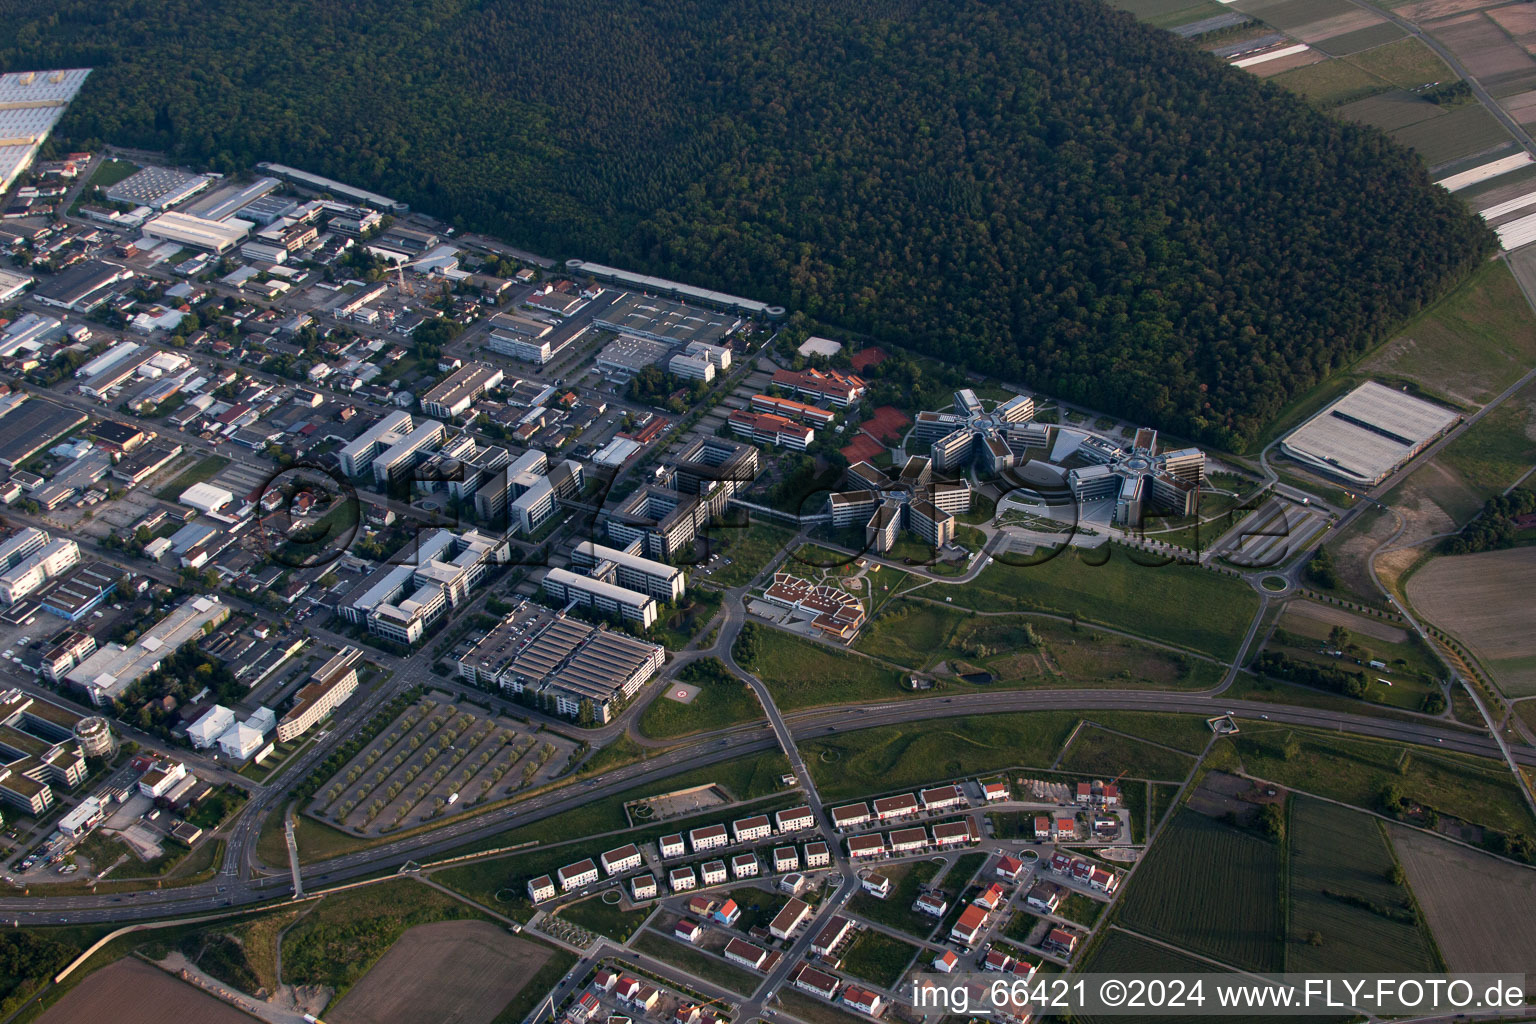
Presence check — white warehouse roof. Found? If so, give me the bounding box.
[1281,381,1458,487]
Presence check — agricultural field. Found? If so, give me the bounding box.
[328,921,554,1024]
[281,880,490,1001]
[943,549,1261,661]
[1287,799,1441,972]
[1229,724,1536,840]
[1117,810,1284,971]
[1056,724,1199,782]
[1078,931,1301,1024]
[1336,89,1447,131]
[1406,547,1536,696]
[1391,824,1536,975]
[800,712,1081,800]
[1428,376,1536,496]
[839,928,921,989]
[1348,36,1456,86]
[306,695,570,835]
[37,958,255,1024]
[1389,102,1511,168]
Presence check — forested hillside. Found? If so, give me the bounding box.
[0,0,1496,448]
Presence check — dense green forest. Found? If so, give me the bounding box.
[1,0,1496,448]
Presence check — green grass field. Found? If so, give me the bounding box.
[631,929,761,995]
[556,895,651,942]
[857,603,1222,691]
[154,454,231,500]
[801,713,1080,800]
[638,662,764,739]
[1287,798,1441,972]
[1230,725,1535,840]
[704,520,798,587]
[944,549,1260,660]
[1118,810,1284,971]
[1058,725,1198,782]
[846,859,942,935]
[1391,104,1513,174]
[1430,377,1536,499]
[750,629,908,710]
[840,928,921,988]
[1345,37,1454,89]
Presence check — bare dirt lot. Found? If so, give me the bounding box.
[1282,600,1409,643]
[1406,547,1536,696]
[328,921,553,1024]
[1391,825,1536,975]
[39,957,259,1024]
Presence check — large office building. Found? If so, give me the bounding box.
[1280,381,1459,487]
[337,410,448,484]
[728,410,813,450]
[571,541,686,602]
[0,69,91,194]
[671,436,759,505]
[604,485,708,561]
[825,456,971,554]
[458,608,664,723]
[276,647,362,741]
[0,529,80,605]
[486,312,560,364]
[340,530,508,645]
[420,362,504,420]
[542,568,658,629]
[65,597,229,705]
[0,689,91,815]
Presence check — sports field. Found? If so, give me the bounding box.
[329,921,553,1024]
[1391,824,1536,975]
[1117,810,1284,970]
[38,958,254,1024]
[1287,799,1440,972]
[1406,547,1536,696]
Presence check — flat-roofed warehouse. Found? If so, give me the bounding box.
[0,398,88,470]
[141,211,252,254]
[1280,381,1459,487]
[105,165,211,210]
[0,68,91,193]
[594,293,743,348]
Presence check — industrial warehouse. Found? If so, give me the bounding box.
[1280,381,1460,487]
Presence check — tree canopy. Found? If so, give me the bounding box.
[0,0,1496,447]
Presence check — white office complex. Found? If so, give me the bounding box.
[570,541,686,602]
[65,597,230,705]
[276,647,362,741]
[542,567,659,629]
[0,529,79,604]
[420,362,504,420]
[338,410,448,484]
[340,530,509,645]
[0,69,90,193]
[1281,381,1459,487]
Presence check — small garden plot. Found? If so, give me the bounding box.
[839,929,921,989]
